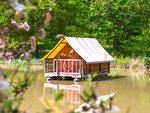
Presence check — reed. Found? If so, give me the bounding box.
[127,58,145,70]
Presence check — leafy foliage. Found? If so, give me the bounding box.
[54,91,64,103]
[0,0,150,58]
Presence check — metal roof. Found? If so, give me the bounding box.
[41,37,114,63]
[65,37,114,63]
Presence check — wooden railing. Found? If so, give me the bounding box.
[44,59,53,73]
[44,59,82,74]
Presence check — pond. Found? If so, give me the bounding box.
[1,64,150,113]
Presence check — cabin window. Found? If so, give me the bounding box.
[70,49,74,55]
[61,53,66,59]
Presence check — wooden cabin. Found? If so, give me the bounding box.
[41,37,114,78]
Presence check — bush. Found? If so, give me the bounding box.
[144,57,150,67]
[127,58,145,69]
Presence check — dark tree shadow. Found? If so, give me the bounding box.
[92,75,127,81]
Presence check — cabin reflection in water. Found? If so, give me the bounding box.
[42,81,111,105]
[43,83,81,104]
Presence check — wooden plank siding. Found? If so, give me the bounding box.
[55,43,80,59]
[82,62,110,74]
[101,62,109,73]
[91,64,99,73]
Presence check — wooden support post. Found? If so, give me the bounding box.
[61,60,62,72]
[53,59,55,72]
[79,60,81,73]
[68,59,69,73]
[49,59,51,72]
[99,63,101,73]
[49,60,53,72]
[89,64,91,73]
[76,60,77,73]
[64,60,66,72]
[47,59,49,72]
[56,60,58,74]
[47,59,48,72]
[108,62,110,73]
[86,62,87,74]
[82,60,83,74]
[76,52,77,59]
[46,59,48,72]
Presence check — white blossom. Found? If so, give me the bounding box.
[24,22,30,31]
[0,80,10,92]
[49,7,52,11]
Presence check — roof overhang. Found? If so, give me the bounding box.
[86,60,115,64]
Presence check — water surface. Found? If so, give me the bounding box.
[1,64,150,113]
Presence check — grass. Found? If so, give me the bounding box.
[112,57,132,67]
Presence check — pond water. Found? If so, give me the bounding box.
[1,64,150,113]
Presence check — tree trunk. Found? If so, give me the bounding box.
[35,40,39,58]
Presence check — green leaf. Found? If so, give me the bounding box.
[54,92,64,102]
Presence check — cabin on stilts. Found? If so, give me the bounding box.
[41,36,114,79]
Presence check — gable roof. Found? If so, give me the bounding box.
[41,38,67,60]
[41,37,115,63]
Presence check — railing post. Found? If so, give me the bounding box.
[48,59,51,72]
[51,59,83,74]
[64,60,66,72]
[51,60,52,72]
[79,60,81,73]
[47,59,49,72]
[72,60,73,73]
[60,59,62,72]
[47,59,48,72]
[68,59,69,73]
[76,60,77,73]
[53,59,55,72]
[56,59,58,74]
